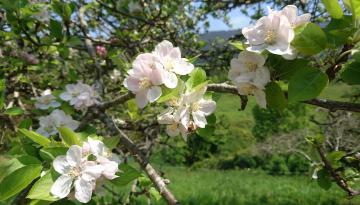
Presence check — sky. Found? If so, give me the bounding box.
[206,8,252,32]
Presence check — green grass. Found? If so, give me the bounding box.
[107,167,360,205]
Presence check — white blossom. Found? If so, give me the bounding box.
[242,11,294,56]
[153,40,194,88]
[36,109,79,137]
[123,53,164,108]
[51,145,104,203]
[82,138,120,180]
[233,68,270,108]
[60,82,101,110]
[35,89,61,110]
[228,51,267,82]
[157,107,189,140]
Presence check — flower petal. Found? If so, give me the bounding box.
[254,89,267,108]
[51,175,73,199]
[163,71,178,89]
[74,178,93,203]
[135,90,149,108]
[147,86,162,103]
[192,111,207,128]
[81,163,105,181]
[198,100,216,116]
[66,145,82,167]
[53,156,71,174]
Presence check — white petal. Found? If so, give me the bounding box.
[74,178,93,203]
[157,108,175,124]
[101,160,119,180]
[198,100,216,116]
[123,76,140,92]
[254,89,267,108]
[166,124,180,137]
[192,111,207,128]
[173,60,194,75]
[135,90,149,108]
[163,71,178,89]
[66,145,82,167]
[81,163,104,181]
[51,175,73,199]
[147,86,162,103]
[59,92,72,101]
[53,156,71,174]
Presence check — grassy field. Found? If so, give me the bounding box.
[110,167,360,205]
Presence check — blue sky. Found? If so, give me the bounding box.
[206,8,251,31]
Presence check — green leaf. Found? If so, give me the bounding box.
[328,151,346,168]
[49,19,63,40]
[196,125,215,137]
[341,61,360,84]
[269,55,310,80]
[27,170,58,201]
[158,80,184,103]
[39,147,67,162]
[186,68,207,90]
[323,16,355,47]
[0,165,42,200]
[103,137,120,150]
[288,67,328,102]
[19,119,32,129]
[149,187,161,201]
[0,78,5,109]
[19,129,51,147]
[58,126,81,146]
[265,82,287,111]
[317,168,332,190]
[0,155,41,182]
[138,175,152,187]
[4,107,24,116]
[292,23,327,55]
[322,0,344,19]
[111,164,141,186]
[229,41,244,50]
[350,0,360,21]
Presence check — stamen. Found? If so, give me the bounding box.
[264,29,276,45]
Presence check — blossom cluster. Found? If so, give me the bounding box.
[123,40,194,108]
[157,87,216,140]
[242,5,310,60]
[51,138,120,203]
[35,82,99,137]
[229,5,311,107]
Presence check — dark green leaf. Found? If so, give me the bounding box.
[341,61,360,85]
[288,66,328,102]
[19,119,32,129]
[265,82,287,111]
[49,19,63,40]
[317,168,332,190]
[323,16,355,47]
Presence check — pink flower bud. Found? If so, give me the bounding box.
[96,45,107,58]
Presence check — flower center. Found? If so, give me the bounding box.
[163,58,174,71]
[139,78,151,89]
[169,123,178,132]
[265,29,276,45]
[244,61,258,71]
[69,167,81,178]
[239,84,257,95]
[191,102,200,112]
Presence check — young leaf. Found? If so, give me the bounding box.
[4,107,24,116]
[292,23,327,55]
[111,164,141,186]
[39,147,68,162]
[288,67,328,102]
[186,68,207,90]
[321,0,344,19]
[58,126,81,146]
[0,165,42,200]
[229,41,244,50]
[18,129,51,147]
[27,170,58,201]
[265,82,287,111]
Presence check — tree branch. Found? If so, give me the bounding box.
[207,83,360,113]
[316,145,360,197]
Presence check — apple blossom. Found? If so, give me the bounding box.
[153,40,194,88]
[60,82,101,110]
[242,11,294,56]
[51,145,104,203]
[35,89,61,110]
[157,107,189,140]
[83,138,120,180]
[36,109,79,137]
[228,51,266,82]
[123,53,164,108]
[232,68,270,108]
